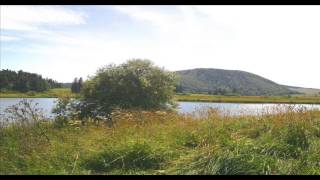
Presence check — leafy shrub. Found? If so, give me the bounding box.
[52,96,80,127]
[79,59,178,119]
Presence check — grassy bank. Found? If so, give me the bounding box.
[1,107,320,175]
[2,89,320,105]
[0,88,77,98]
[175,93,320,104]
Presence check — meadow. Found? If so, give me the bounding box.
[175,93,320,104]
[1,106,320,175]
[0,88,76,98]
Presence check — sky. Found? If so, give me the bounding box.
[1,5,320,88]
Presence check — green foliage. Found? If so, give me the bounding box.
[52,96,79,128]
[0,69,62,92]
[71,77,83,93]
[79,59,178,118]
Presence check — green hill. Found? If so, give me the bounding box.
[176,68,297,96]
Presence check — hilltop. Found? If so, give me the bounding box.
[176,68,298,96]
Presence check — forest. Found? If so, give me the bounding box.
[0,69,62,92]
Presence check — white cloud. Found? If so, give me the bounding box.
[0,35,20,41]
[111,6,320,88]
[1,5,86,31]
[113,6,225,43]
[114,6,179,33]
[107,6,235,75]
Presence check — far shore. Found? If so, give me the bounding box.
[0,88,78,98]
[1,88,320,104]
[174,93,320,104]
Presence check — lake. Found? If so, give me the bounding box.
[1,98,320,120]
[0,98,58,120]
[178,101,320,116]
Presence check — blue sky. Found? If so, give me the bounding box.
[1,5,320,88]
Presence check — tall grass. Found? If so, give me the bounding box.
[1,101,320,174]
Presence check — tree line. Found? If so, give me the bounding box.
[71,77,83,93]
[0,69,62,92]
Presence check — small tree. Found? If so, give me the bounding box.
[71,77,83,93]
[71,78,78,93]
[78,77,83,93]
[78,59,178,119]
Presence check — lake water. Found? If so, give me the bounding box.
[0,98,58,120]
[178,101,320,116]
[1,98,320,120]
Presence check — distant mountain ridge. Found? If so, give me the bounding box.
[61,83,72,88]
[284,86,320,96]
[175,68,301,96]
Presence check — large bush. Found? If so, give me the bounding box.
[78,59,177,118]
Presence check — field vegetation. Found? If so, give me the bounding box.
[2,59,320,175]
[0,88,76,98]
[1,100,320,175]
[175,93,320,104]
